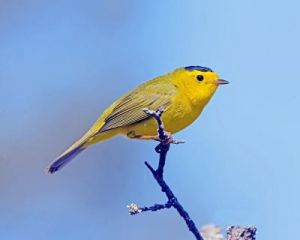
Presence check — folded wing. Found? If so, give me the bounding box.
[99,81,176,133]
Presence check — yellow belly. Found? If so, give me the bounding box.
[124,97,204,137]
[85,93,211,146]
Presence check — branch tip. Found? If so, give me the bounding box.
[144,161,156,175]
[127,203,142,215]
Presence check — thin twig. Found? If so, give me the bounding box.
[128,108,203,240]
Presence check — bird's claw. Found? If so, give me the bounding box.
[154,132,185,145]
[143,107,185,145]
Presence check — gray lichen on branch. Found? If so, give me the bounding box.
[226,226,256,240]
[200,225,256,240]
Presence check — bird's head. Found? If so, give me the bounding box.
[171,65,229,104]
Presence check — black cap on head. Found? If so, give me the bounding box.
[184,66,213,72]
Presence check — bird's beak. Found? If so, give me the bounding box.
[217,79,229,85]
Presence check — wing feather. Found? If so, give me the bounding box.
[99,81,176,133]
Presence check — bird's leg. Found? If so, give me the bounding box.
[127,131,184,144]
[128,131,172,142]
[127,107,184,144]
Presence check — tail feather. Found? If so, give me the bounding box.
[47,145,85,174]
[46,124,113,174]
[46,125,100,174]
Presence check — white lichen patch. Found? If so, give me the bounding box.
[127,203,142,215]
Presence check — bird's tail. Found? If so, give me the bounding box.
[46,126,116,174]
[47,143,85,174]
[46,129,97,174]
[46,122,118,174]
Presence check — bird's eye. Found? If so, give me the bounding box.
[196,75,204,81]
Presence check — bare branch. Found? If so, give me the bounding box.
[128,108,257,240]
[128,108,204,240]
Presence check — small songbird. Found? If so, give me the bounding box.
[47,66,228,174]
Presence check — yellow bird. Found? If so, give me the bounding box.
[47,66,228,174]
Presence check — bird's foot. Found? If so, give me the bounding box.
[153,132,184,144]
[127,132,184,144]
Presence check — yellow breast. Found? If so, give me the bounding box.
[124,80,217,137]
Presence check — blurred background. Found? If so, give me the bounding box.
[1,0,299,239]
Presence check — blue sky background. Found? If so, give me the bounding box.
[1,0,299,239]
